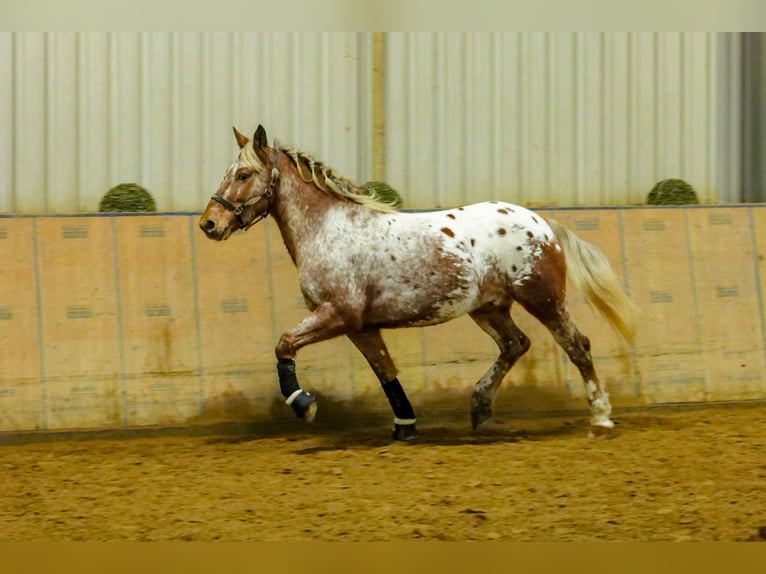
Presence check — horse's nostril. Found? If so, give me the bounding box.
[201,219,216,232]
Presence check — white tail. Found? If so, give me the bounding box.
[547,219,637,346]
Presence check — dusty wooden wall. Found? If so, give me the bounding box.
[1,206,765,433]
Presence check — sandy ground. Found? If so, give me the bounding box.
[1,403,765,542]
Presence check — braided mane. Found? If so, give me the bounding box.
[237,142,399,213]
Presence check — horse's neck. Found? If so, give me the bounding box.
[271,174,353,265]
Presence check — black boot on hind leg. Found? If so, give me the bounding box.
[382,378,417,441]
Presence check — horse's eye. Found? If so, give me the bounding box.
[236,172,250,182]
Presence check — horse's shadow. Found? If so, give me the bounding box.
[202,391,610,452]
[291,426,583,454]
[202,392,629,452]
[205,414,598,453]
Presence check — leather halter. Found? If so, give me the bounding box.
[211,145,280,231]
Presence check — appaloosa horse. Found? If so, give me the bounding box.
[199,125,636,440]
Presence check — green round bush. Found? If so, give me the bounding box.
[99,183,157,212]
[647,179,700,205]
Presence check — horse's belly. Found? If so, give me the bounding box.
[364,276,482,328]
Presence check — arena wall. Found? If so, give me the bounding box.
[0,205,765,434]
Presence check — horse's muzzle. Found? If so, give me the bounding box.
[198,217,229,241]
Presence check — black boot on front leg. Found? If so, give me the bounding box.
[277,358,317,423]
[287,389,317,422]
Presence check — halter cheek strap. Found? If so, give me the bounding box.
[211,144,280,231]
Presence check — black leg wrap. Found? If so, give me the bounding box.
[277,358,316,422]
[382,378,416,441]
[382,378,415,420]
[277,358,300,398]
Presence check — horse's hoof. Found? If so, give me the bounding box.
[471,394,492,430]
[392,423,417,442]
[587,424,614,439]
[471,407,492,430]
[303,400,318,423]
[290,391,317,422]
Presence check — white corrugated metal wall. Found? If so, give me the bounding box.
[0,32,737,213]
[384,32,723,207]
[0,32,372,213]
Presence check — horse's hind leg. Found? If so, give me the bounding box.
[469,305,531,429]
[535,306,614,431]
[347,330,417,441]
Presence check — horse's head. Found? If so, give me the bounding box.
[199,124,279,241]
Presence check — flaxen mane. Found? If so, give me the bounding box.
[237,142,399,213]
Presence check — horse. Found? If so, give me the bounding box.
[199,125,637,441]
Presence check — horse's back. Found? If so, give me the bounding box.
[409,201,557,274]
[386,201,563,307]
[411,201,552,242]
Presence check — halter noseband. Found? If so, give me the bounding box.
[211,144,280,231]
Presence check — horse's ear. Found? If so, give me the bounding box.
[233,127,249,149]
[254,124,268,149]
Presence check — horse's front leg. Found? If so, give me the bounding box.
[275,303,350,422]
